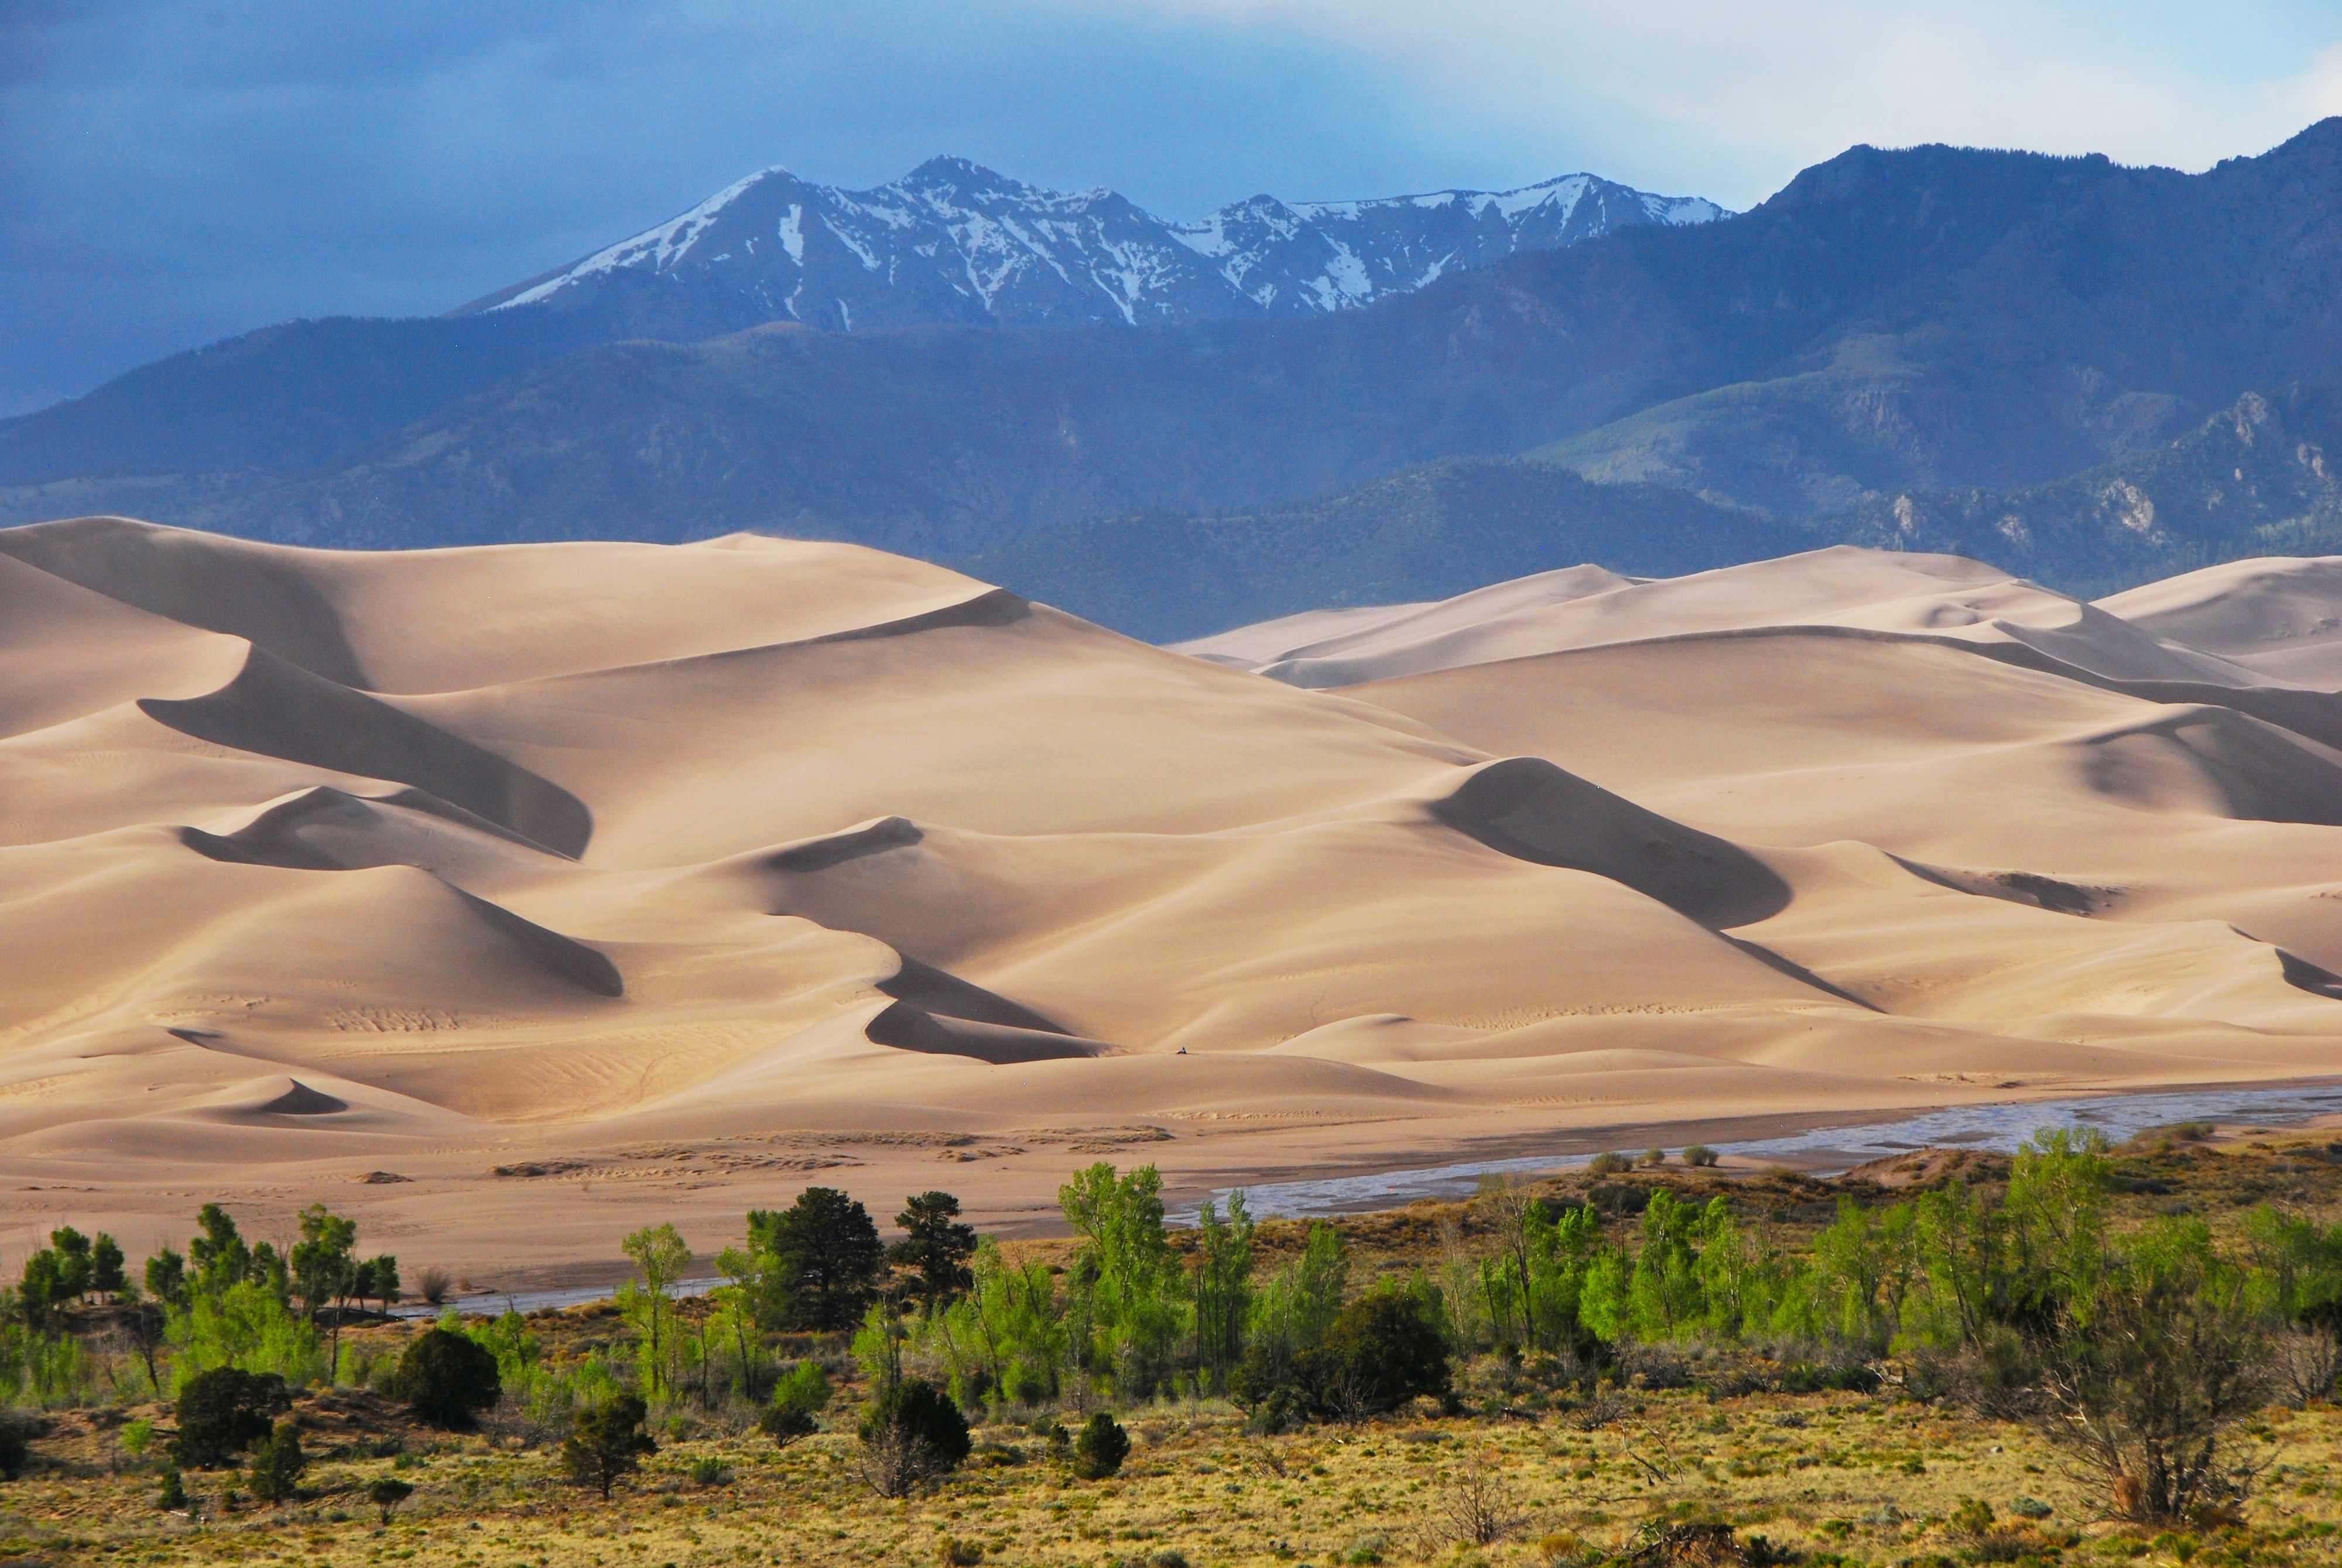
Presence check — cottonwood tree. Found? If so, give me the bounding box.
[619,1223,692,1396]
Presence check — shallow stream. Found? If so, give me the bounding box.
[410,1079,2342,1313]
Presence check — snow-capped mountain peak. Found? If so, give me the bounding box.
[460,159,1730,338]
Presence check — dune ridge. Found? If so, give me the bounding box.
[6,516,2342,1264]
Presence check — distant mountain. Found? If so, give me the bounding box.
[1826,384,2342,595]
[968,385,2342,640]
[0,158,1720,489]
[456,155,1725,336]
[961,459,1806,642]
[12,122,2342,635]
[59,121,2342,572]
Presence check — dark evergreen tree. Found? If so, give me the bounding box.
[90,1234,126,1297]
[172,1368,290,1467]
[366,1477,413,1522]
[187,1205,250,1294]
[855,1377,970,1497]
[143,1247,189,1311]
[247,1420,306,1503]
[562,1394,655,1498]
[750,1188,884,1330]
[889,1191,977,1313]
[392,1328,503,1428]
[46,1228,92,1298]
[1072,1412,1131,1480]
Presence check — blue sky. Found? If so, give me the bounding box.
[4,0,2338,416]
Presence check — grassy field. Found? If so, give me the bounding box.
[12,1128,2342,1567]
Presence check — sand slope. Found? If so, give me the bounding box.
[2097,556,2342,688]
[5,518,2342,1266]
[1182,546,2282,691]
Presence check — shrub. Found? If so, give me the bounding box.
[392,1328,503,1428]
[759,1357,832,1448]
[562,1394,656,1499]
[1437,1464,1528,1547]
[415,1265,452,1306]
[156,1463,187,1511]
[689,1456,732,1487]
[1316,1288,1451,1416]
[246,1420,306,1503]
[1683,1145,1720,1168]
[366,1477,413,1522]
[1978,1220,2270,1523]
[857,1377,970,1497]
[172,1367,290,1468]
[0,1416,28,1482]
[1072,1412,1131,1480]
[1235,1285,1451,1425]
[937,1539,985,1567]
[115,1417,155,1471]
[1640,1148,1668,1168]
[1586,1152,1631,1176]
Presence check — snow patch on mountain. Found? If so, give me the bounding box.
[465,157,1729,338]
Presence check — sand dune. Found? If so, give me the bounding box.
[2097,556,2342,688]
[1183,546,2282,691]
[5,516,2342,1268]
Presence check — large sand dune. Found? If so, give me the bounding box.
[6,518,2342,1273]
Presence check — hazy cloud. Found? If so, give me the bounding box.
[4,0,2336,414]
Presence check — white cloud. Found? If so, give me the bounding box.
[1097,0,2342,206]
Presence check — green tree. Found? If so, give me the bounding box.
[366,1477,413,1522]
[1059,1162,1182,1395]
[1627,1190,1707,1341]
[2247,1207,2342,1404]
[2030,1219,2270,1522]
[751,1190,883,1331]
[352,1255,401,1315]
[1189,1194,1254,1391]
[46,1228,93,1298]
[187,1206,252,1295]
[563,1394,655,1498]
[618,1223,692,1396]
[1242,1221,1348,1396]
[290,1204,359,1368]
[19,1250,66,1330]
[891,1191,978,1314]
[759,1358,831,1447]
[1313,1285,1450,1418]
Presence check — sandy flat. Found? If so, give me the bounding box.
[3,516,2341,1276]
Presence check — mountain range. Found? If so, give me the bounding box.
[459,155,1725,335]
[0,157,1716,489]
[6,125,2342,636]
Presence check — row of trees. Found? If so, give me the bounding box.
[9,1131,2337,1526]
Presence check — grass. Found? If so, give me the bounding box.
[10,1125,2342,1565]
[15,1385,2342,1566]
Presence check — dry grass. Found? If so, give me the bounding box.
[7,1377,2341,1565]
[7,1128,2342,1564]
